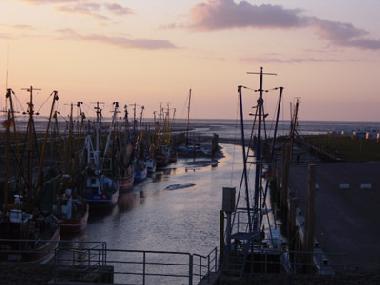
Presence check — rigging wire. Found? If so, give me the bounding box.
[230,93,240,186]
[37,92,54,114]
[12,92,25,114]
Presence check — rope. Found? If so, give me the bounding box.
[230,94,240,187]
[36,92,53,113]
[12,92,25,114]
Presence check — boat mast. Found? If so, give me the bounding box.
[22,85,41,203]
[6,88,17,134]
[133,103,137,135]
[238,85,253,232]
[37,90,59,193]
[247,67,277,232]
[123,104,130,143]
[77,101,84,134]
[67,102,74,173]
[139,105,144,130]
[94,101,103,171]
[185,89,192,145]
[103,102,119,159]
[3,109,12,213]
[124,104,129,131]
[172,107,176,124]
[289,98,300,156]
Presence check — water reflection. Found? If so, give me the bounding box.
[118,192,140,212]
[72,144,243,257]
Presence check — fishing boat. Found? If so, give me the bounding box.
[119,164,134,192]
[155,145,170,167]
[0,209,60,264]
[0,87,61,263]
[220,68,288,279]
[119,107,135,192]
[54,105,89,234]
[83,172,119,207]
[82,102,120,207]
[155,103,176,167]
[58,201,89,235]
[146,158,157,174]
[134,159,147,183]
[54,182,89,235]
[169,149,178,163]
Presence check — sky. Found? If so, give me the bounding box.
[0,0,380,121]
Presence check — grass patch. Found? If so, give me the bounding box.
[303,134,380,162]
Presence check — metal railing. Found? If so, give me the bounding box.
[193,247,218,283]
[0,238,105,264]
[54,246,219,285]
[2,238,380,284]
[0,238,219,284]
[51,242,219,284]
[223,247,380,276]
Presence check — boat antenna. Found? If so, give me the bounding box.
[5,44,10,90]
[185,88,192,145]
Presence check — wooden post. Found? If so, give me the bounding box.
[304,164,316,273]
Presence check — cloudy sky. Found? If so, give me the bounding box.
[0,0,380,121]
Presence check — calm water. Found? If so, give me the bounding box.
[75,144,243,256]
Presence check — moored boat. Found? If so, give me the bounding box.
[134,160,147,183]
[146,158,156,174]
[58,200,89,235]
[83,174,120,207]
[81,102,121,208]
[119,164,135,193]
[0,87,61,264]
[0,204,60,264]
[155,145,170,167]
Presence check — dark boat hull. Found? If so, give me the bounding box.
[59,204,89,235]
[134,167,147,184]
[0,227,60,264]
[85,189,120,208]
[155,155,169,167]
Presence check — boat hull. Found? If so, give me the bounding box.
[59,204,89,235]
[0,227,60,264]
[119,175,134,193]
[85,189,119,208]
[134,167,147,184]
[83,176,120,208]
[146,159,157,174]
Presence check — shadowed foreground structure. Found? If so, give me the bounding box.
[2,264,380,285]
[288,162,380,272]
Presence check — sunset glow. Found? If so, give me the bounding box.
[0,0,380,120]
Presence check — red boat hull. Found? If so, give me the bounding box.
[119,176,134,193]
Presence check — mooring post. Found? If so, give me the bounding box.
[304,164,316,273]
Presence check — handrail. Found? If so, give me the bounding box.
[0,239,219,284]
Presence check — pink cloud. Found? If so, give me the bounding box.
[188,0,380,50]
